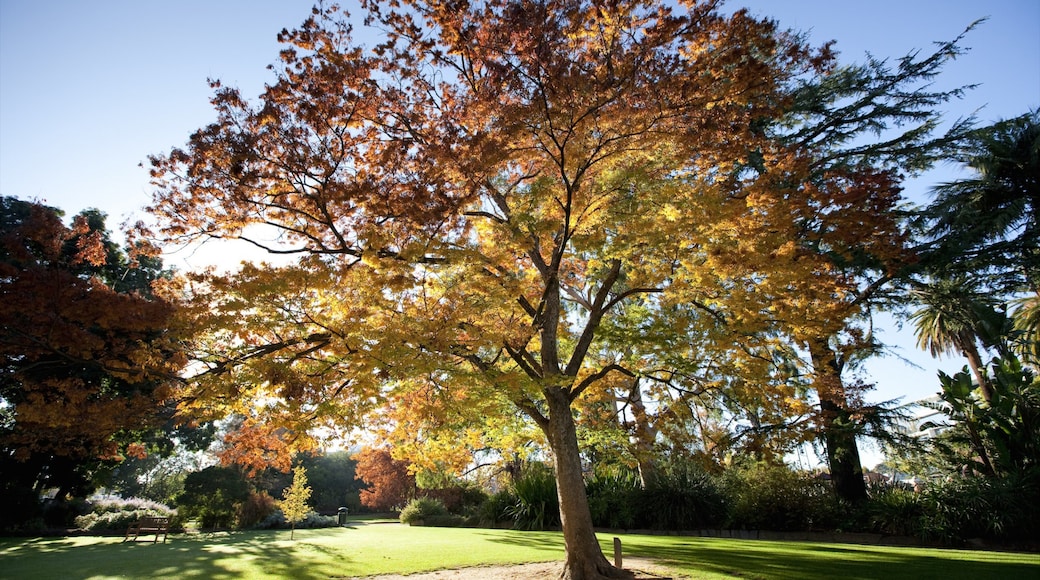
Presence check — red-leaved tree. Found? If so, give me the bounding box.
[354,446,417,512]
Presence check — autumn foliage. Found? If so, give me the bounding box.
[141,1,931,576]
[280,465,312,539]
[354,447,416,512]
[0,198,185,514]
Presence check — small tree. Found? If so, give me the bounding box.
[354,447,415,512]
[280,466,312,539]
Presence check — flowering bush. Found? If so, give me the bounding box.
[73,495,175,533]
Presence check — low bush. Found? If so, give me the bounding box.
[642,463,728,531]
[256,509,338,529]
[88,494,171,515]
[73,495,176,533]
[399,497,448,525]
[723,462,839,531]
[477,490,516,527]
[298,511,338,528]
[75,509,153,533]
[506,465,559,531]
[422,514,467,527]
[393,459,1038,547]
[920,469,1040,544]
[866,484,925,537]
[586,468,641,529]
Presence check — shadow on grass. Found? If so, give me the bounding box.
[612,536,1040,580]
[0,529,356,580]
[474,528,565,551]
[4,527,1036,580]
[477,530,1039,580]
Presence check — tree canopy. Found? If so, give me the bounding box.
[922,109,1040,293]
[0,197,185,526]
[142,1,968,576]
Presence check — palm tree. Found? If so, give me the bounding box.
[925,110,1040,293]
[1012,294,1040,365]
[910,279,1009,403]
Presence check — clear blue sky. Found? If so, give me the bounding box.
[1,0,1038,432]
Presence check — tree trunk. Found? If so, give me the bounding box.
[544,387,633,580]
[808,339,868,503]
[817,394,867,502]
[962,341,995,403]
[624,378,659,488]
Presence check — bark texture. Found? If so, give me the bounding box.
[544,388,633,580]
[809,339,867,503]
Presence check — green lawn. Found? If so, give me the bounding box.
[0,520,1036,579]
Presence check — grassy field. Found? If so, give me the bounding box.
[0,520,1037,579]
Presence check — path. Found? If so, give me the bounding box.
[342,558,684,579]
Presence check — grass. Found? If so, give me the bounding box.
[0,520,1036,579]
[611,533,1040,580]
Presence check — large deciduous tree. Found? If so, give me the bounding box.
[0,197,184,523]
[146,2,843,577]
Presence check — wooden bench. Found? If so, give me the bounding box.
[124,516,170,543]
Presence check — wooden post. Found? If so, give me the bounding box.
[613,537,622,569]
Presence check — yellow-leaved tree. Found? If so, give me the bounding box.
[280,465,311,540]
[142,2,858,577]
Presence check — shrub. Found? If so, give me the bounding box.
[237,491,278,529]
[723,463,839,531]
[257,509,287,529]
[586,468,641,529]
[297,510,338,528]
[75,509,153,533]
[399,497,448,525]
[74,495,176,533]
[478,490,517,527]
[507,464,559,531]
[920,469,1040,544]
[642,463,728,530]
[255,509,338,530]
[866,484,925,537]
[423,514,467,527]
[88,494,172,514]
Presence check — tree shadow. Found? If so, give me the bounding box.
[612,536,1040,580]
[0,529,358,580]
[474,528,566,551]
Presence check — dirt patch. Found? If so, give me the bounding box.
[341,558,684,579]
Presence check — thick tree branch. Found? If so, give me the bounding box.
[570,363,634,401]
